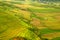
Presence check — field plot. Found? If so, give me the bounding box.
[0,0,60,40]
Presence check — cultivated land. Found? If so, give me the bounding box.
[0,1,60,40]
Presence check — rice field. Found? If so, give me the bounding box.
[0,1,60,40]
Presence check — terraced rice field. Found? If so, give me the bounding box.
[0,1,60,40]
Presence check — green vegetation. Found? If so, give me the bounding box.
[0,1,60,40]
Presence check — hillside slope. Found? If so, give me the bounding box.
[0,1,60,40]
